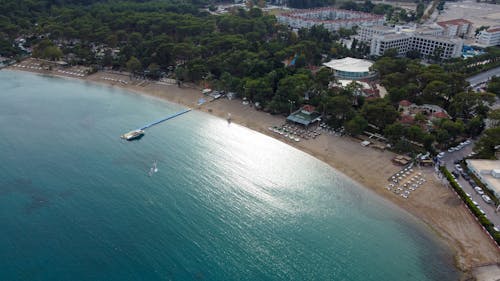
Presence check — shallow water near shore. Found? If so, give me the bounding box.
[0,70,459,280]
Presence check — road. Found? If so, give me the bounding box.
[439,143,500,229]
[467,66,500,87]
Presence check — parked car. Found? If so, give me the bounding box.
[465,192,472,198]
[472,200,479,206]
[474,186,484,195]
[482,195,493,204]
[452,171,460,178]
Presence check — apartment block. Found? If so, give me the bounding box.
[277,8,384,32]
[360,24,463,59]
[437,19,472,38]
[477,27,500,47]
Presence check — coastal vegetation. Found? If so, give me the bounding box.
[371,56,495,152]
[443,47,500,76]
[0,0,497,153]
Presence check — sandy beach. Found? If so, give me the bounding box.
[6,59,500,278]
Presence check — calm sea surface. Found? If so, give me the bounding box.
[0,71,458,281]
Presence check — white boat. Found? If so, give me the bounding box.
[121,129,144,141]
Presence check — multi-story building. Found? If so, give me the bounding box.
[277,8,384,32]
[477,27,500,47]
[359,25,393,42]
[361,24,463,59]
[437,19,472,38]
[370,33,463,59]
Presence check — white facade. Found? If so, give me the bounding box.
[466,159,500,199]
[477,28,500,47]
[363,24,463,59]
[322,57,376,80]
[437,19,472,38]
[277,8,384,32]
[359,25,393,42]
[370,33,462,59]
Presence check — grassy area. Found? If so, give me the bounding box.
[440,166,500,246]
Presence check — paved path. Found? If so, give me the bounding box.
[439,143,500,228]
[467,66,500,87]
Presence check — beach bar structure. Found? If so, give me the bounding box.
[286,105,322,127]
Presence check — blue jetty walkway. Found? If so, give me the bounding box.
[138,108,191,130]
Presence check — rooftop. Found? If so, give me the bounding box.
[323,57,373,73]
[466,159,500,198]
[287,106,322,126]
[432,112,449,119]
[486,27,500,33]
[399,100,412,107]
[437,18,472,27]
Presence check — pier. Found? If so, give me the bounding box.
[138,108,191,130]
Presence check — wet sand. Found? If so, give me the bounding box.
[6,59,500,277]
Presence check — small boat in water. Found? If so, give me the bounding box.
[149,160,158,177]
[153,160,158,173]
[121,129,144,141]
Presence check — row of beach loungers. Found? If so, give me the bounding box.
[13,63,42,70]
[387,166,426,199]
[102,77,128,84]
[13,63,88,77]
[269,126,300,142]
[57,69,86,77]
[278,123,322,140]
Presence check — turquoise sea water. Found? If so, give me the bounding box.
[0,71,458,281]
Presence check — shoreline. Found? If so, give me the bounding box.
[5,61,500,277]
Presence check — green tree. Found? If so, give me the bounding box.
[43,46,63,61]
[466,116,484,137]
[474,127,500,159]
[361,99,399,130]
[243,77,273,105]
[344,114,368,136]
[147,63,161,79]
[488,109,500,127]
[384,122,406,144]
[126,56,142,74]
[324,95,355,128]
[487,76,500,96]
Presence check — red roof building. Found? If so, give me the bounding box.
[302,105,316,113]
[399,100,412,107]
[487,27,500,33]
[433,112,449,119]
[400,115,415,125]
[437,19,472,37]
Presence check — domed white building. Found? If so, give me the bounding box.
[322,57,377,80]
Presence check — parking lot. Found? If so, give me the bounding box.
[439,141,500,229]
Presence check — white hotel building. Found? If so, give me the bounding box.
[360,24,463,59]
[277,8,385,32]
[477,27,500,47]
